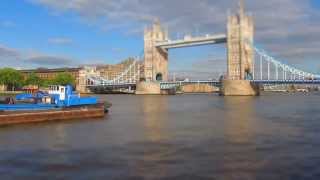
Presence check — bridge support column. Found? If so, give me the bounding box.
[220,80,259,96]
[136,82,161,95]
[136,82,175,95]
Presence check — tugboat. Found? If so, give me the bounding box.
[0,85,111,126]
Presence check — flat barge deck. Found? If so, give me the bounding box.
[0,104,106,126]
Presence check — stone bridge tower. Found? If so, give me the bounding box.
[227,0,254,80]
[136,20,169,94]
[143,20,169,82]
[222,0,259,95]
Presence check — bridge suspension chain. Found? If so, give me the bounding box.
[253,46,320,81]
[86,58,142,86]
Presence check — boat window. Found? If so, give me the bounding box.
[61,88,64,93]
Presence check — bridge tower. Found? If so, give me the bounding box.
[143,20,169,82]
[221,0,259,96]
[136,20,169,94]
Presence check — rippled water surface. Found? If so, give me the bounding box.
[1,93,320,180]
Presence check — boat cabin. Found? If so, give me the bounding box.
[14,85,97,108]
[48,85,68,100]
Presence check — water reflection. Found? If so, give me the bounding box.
[222,96,258,180]
[142,96,169,142]
[223,96,256,144]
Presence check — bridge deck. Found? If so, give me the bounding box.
[156,34,227,50]
[251,80,320,84]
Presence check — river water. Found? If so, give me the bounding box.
[1,93,320,179]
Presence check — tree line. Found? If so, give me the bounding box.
[0,68,76,91]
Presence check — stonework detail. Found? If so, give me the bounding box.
[136,82,161,95]
[182,84,219,93]
[220,80,260,96]
[144,20,169,82]
[227,0,254,80]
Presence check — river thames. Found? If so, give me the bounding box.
[1,93,320,179]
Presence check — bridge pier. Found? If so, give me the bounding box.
[136,82,175,95]
[220,80,259,96]
[136,82,161,95]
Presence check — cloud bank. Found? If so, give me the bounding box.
[30,0,320,74]
[0,44,76,69]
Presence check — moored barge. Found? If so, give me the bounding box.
[0,85,110,126]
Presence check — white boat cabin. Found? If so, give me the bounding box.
[48,85,66,100]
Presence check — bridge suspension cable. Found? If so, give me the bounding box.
[86,57,142,87]
[252,45,320,81]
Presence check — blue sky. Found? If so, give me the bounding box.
[0,0,319,79]
[0,0,142,64]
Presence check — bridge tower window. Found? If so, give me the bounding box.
[156,73,163,81]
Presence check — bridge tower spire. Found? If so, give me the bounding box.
[239,0,245,17]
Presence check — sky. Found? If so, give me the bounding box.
[0,0,320,79]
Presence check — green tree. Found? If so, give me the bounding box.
[53,73,75,86]
[0,68,24,91]
[41,79,54,87]
[25,72,42,86]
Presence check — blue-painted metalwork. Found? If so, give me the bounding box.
[160,80,320,90]
[16,91,48,101]
[0,104,58,111]
[251,80,320,85]
[160,80,221,90]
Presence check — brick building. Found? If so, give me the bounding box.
[20,67,81,89]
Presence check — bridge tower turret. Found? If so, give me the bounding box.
[143,20,169,82]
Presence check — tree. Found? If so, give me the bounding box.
[52,73,75,86]
[0,68,24,91]
[25,72,42,86]
[41,79,54,87]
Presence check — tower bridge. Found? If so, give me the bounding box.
[86,0,320,95]
[135,0,256,95]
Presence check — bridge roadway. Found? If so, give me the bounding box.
[87,82,137,89]
[251,80,320,85]
[86,80,320,90]
[160,80,320,89]
[155,34,227,50]
[160,80,220,89]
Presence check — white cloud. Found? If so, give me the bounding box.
[0,45,20,57]
[0,43,77,68]
[30,0,320,68]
